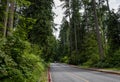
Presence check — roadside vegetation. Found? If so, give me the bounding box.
[0,0,54,82]
[0,0,120,82]
[57,0,120,69]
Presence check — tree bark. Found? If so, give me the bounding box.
[84,4,88,32]
[7,0,15,36]
[3,0,9,38]
[68,0,72,55]
[74,20,78,53]
[92,0,104,60]
[106,0,111,14]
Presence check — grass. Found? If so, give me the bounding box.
[103,68,120,71]
[38,70,48,82]
[38,63,50,82]
[78,65,120,72]
[78,65,90,68]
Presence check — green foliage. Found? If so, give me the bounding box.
[14,16,36,40]
[0,1,120,82]
[61,56,69,63]
[107,12,120,53]
[83,53,99,66]
[0,0,6,37]
[0,36,47,82]
[113,49,120,67]
[69,51,78,65]
[0,0,54,81]
[106,48,120,67]
[15,0,31,7]
[59,0,120,68]
[93,48,120,68]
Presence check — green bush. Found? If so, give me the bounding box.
[69,51,78,65]
[0,36,46,82]
[93,49,120,68]
[108,48,120,67]
[83,53,99,66]
[61,56,69,63]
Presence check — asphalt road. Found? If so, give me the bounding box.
[50,63,120,82]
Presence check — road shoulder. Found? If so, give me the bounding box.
[68,64,120,75]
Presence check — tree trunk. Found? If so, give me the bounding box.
[7,0,15,36]
[106,0,110,14]
[92,0,104,60]
[74,20,78,53]
[3,0,9,38]
[84,4,88,32]
[68,0,72,55]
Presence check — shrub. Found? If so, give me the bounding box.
[0,36,46,82]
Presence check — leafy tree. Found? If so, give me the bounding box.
[59,0,120,67]
[0,0,55,82]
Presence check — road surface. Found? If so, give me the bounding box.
[50,63,120,82]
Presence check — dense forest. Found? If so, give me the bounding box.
[0,0,120,82]
[0,0,57,82]
[58,0,120,67]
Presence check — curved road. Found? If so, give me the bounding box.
[50,63,120,82]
